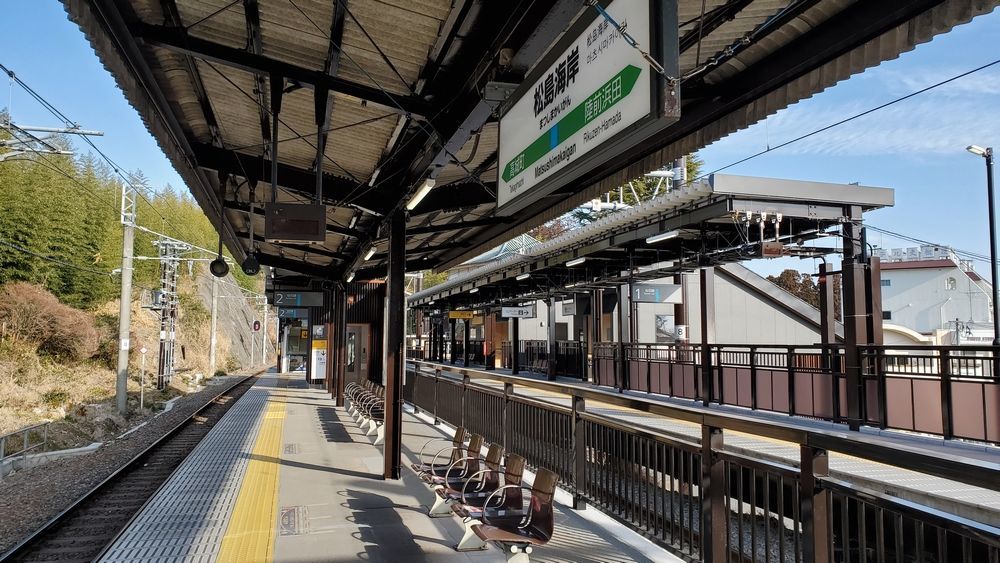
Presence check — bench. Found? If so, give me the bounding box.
[471,468,558,562]
[420,433,485,489]
[345,381,386,445]
[410,427,467,475]
[427,441,502,517]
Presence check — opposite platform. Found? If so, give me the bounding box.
[101,373,676,562]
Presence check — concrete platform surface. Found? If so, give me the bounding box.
[101,373,678,562]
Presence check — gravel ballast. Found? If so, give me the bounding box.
[0,374,253,554]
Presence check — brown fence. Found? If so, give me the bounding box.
[591,343,998,444]
[404,360,999,563]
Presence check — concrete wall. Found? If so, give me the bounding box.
[880,265,992,333]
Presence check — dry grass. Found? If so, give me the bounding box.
[0,279,227,448]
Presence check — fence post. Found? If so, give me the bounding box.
[617,342,627,393]
[801,445,831,563]
[572,394,587,509]
[503,382,514,451]
[749,346,758,410]
[940,348,953,439]
[787,348,797,417]
[646,344,652,393]
[701,345,714,406]
[701,425,725,563]
[433,368,441,425]
[461,373,470,429]
[875,347,887,429]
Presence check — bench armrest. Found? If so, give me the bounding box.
[481,485,532,526]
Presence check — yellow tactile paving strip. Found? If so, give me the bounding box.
[216,392,286,563]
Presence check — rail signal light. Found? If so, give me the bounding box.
[253,320,261,332]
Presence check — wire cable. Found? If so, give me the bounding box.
[0,237,115,277]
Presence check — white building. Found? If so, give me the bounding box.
[876,246,994,345]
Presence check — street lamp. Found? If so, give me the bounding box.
[967,145,999,345]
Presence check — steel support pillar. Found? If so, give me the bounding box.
[702,425,725,563]
[841,205,868,430]
[547,294,557,381]
[484,308,495,370]
[450,318,457,364]
[801,446,831,563]
[511,317,520,375]
[463,320,471,366]
[700,267,716,406]
[383,209,405,480]
[334,286,347,406]
[591,289,601,384]
[615,286,626,392]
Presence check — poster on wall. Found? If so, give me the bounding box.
[655,314,674,343]
[311,338,327,383]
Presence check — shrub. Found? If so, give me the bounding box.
[42,389,69,408]
[0,283,99,361]
[213,369,226,378]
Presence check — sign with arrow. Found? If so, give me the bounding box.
[501,306,536,319]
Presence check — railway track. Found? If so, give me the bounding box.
[0,375,259,562]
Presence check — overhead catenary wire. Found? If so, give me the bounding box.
[0,237,115,277]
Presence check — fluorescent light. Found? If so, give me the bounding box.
[364,247,377,261]
[516,273,530,281]
[469,287,479,293]
[967,145,989,157]
[566,257,586,267]
[348,214,358,229]
[346,272,355,283]
[405,179,436,211]
[646,230,680,244]
[428,300,435,305]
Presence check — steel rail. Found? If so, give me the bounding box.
[0,373,260,562]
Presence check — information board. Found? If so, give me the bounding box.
[448,311,475,320]
[632,283,681,303]
[272,291,324,307]
[278,308,308,319]
[498,0,665,213]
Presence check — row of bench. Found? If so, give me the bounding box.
[345,381,559,562]
[345,380,385,445]
[412,427,559,563]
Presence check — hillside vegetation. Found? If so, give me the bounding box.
[0,130,264,447]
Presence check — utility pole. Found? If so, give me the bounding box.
[154,240,187,389]
[115,184,137,415]
[209,275,219,375]
[261,300,269,363]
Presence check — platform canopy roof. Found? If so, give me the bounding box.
[407,173,893,309]
[64,0,989,283]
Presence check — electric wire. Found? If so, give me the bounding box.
[0,237,115,277]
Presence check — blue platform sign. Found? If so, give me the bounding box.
[273,291,324,307]
[278,308,308,319]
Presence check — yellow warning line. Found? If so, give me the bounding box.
[217,386,286,563]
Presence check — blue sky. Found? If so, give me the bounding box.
[2,3,999,277]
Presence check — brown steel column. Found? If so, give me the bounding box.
[700,267,716,406]
[449,318,457,364]
[383,209,405,480]
[590,289,601,383]
[484,309,495,370]
[866,255,884,346]
[463,319,471,366]
[615,286,626,392]
[547,294,557,381]
[511,316,520,375]
[842,205,868,430]
[818,263,836,346]
[334,286,347,406]
[325,289,334,394]
[801,446,831,563]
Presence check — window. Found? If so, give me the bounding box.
[882,311,892,320]
[880,279,891,287]
[946,277,957,291]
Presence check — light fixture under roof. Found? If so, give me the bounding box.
[346,272,355,283]
[405,178,436,211]
[566,257,586,267]
[364,247,377,261]
[469,287,479,293]
[646,230,680,244]
[516,273,530,281]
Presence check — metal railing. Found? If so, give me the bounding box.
[593,342,998,444]
[499,340,587,379]
[0,421,50,465]
[404,360,999,563]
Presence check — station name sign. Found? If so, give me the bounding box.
[448,311,475,320]
[497,0,678,215]
[501,306,536,319]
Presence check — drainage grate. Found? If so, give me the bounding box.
[279,506,309,536]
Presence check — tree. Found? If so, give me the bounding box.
[528,218,569,241]
[421,270,449,289]
[766,268,842,320]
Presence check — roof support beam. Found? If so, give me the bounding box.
[134,24,431,117]
[242,0,271,164]
[223,200,363,239]
[256,253,334,278]
[678,0,754,54]
[160,0,222,147]
[232,230,348,261]
[407,217,510,235]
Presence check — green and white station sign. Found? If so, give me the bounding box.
[498,0,653,212]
